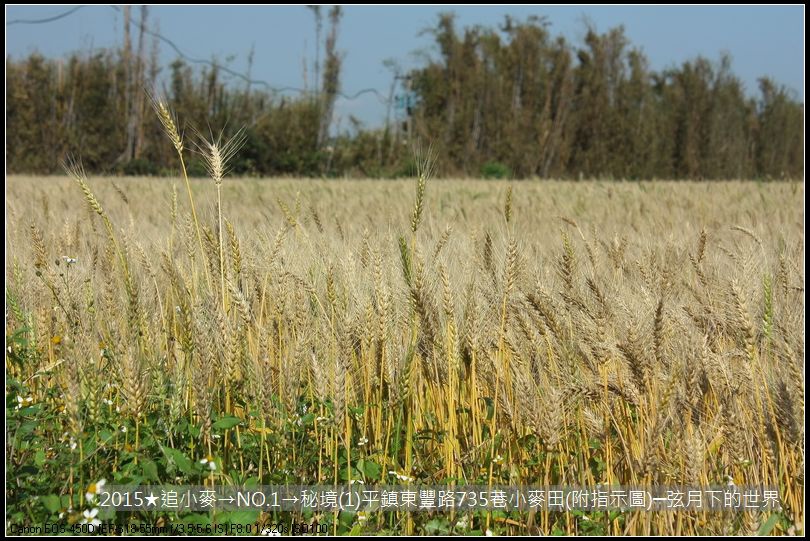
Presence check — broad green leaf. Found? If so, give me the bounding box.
[41,494,62,513]
[221,510,258,525]
[360,460,381,480]
[165,448,193,474]
[142,459,159,482]
[212,416,241,430]
[757,514,781,536]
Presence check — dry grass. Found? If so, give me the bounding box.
[6,169,805,535]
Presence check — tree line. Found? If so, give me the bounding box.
[6,11,804,179]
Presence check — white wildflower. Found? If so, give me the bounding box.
[80,508,101,531]
[388,470,414,482]
[15,395,34,410]
[85,479,106,503]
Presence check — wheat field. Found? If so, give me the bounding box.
[5,153,805,535]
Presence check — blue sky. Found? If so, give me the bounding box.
[6,5,805,129]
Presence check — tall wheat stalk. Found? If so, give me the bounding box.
[198,128,246,311]
[149,93,211,289]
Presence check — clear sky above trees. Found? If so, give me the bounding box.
[6,5,805,128]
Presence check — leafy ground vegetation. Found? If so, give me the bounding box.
[5,108,804,535]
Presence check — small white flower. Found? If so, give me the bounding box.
[200,456,216,470]
[357,437,368,447]
[357,512,368,523]
[388,470,414,482]
[69,439,77,451]
[456,515,469,529]
[486,528,494,536]
[15,395,34,410]
[85,479,106,502]
[63,505,73,518]
[493,454,503,464]
[120,426,127,433]
[81,508,101,531]
[61,256,77,265]
[102,398,113,406]
[212,434,221,439]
